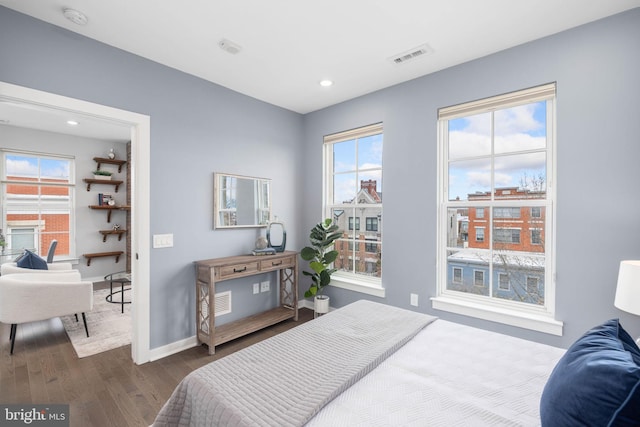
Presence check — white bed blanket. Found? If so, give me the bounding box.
[306,320,566,427]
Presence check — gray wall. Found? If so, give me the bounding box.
[2,5,639,351]
[302,8,640,348]
[0,125,128,281]
[0,6,305,349]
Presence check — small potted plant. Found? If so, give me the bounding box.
[301,218,341,317]
[93,170,113,180]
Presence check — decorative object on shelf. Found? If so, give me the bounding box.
[107,148,116,159]
[108,198,116,206]
[113,224,121,230]
[255,236,268,250]
[93,170,112,180]
[266,219,286,252]
[252,236,275,256]
[301,218,341,317]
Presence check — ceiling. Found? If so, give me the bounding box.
[1,0,639,139]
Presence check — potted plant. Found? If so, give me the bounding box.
[301,218,341,317]
[93,170,113,180]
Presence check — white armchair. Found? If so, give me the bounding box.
[0,271,93,354]
[0,262,73,276]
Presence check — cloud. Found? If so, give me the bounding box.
[6,158,38,177]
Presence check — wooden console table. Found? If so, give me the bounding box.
[194,251,298,355]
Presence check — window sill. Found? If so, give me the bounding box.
[431,295,563,336]
[330,275,385,298]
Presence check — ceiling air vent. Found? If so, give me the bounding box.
[389,44,434,65]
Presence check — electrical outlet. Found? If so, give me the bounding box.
[260,280,270,292]
[410,293,419,306]
[252,283,260,294]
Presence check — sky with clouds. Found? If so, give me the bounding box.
[332,134,383,204]
[447,101,547,201]
[6,155,70,180]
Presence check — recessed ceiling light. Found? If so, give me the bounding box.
[66,120,79,126]
[319,80,333,87]
[63,8,88,26]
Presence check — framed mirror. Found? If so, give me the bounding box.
[214,173,271,228]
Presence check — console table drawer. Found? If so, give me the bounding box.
[217,261,259,279]
[260,256,295,272]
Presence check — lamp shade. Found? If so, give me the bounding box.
[615,260,640,316]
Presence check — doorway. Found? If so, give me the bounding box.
[0,81,151,364]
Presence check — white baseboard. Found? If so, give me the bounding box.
[148,335,199,362]
[147,300,325,362]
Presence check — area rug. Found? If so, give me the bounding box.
[61,288,131,358]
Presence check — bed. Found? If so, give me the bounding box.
[153,300,640,427]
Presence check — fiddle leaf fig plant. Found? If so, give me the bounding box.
[301,218,341,298]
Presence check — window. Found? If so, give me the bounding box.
[531,207,541,218]
[324,123,383,295]
[494,228,521,244]
[494,207,521,219]
[498,273,510,290]
[1,150,75,259]
[531,228,542,245]
[366,217,378,231]
[474,270,484,287]
[435,83,560,335]
[453,267,463,284]
[348,217,360,230]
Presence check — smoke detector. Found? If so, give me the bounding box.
[63,8,88,26]
[389,43,434,65]
[219,39,242,55]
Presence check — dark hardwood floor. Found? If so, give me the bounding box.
[0,303,314,427]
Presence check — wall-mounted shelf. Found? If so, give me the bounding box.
[99,229,127,242]
[83,178,124,193]
[93,157,127,173]
[83,251,124,266]
[88,205,131,223]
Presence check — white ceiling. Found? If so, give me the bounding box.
[1,0,639,138]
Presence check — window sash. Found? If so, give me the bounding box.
[436,84,557,330]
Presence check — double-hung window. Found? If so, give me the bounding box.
[324,123,383,297]
[1,150,74,260]
[434,84,561,335]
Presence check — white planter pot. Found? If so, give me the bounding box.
[314,295,330,318]
[93,175,112,180]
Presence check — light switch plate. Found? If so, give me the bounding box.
[153,233,174,248]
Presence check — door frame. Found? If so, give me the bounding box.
[0,81,151,364]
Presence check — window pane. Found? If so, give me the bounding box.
[494,102,547,154]
[358,172,382,205]
[494,152,546,198]
[333,139,356,173]
[448,112,491,160]
[446,207,469,248]
[333,173,356,204]
[449,158,492,201]
[355,241,381,277]
[41,158,71,184]
[5,155,38,179]
[358,134,383,170]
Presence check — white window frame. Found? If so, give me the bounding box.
[433,83,562,336]
[323,123,384,298]
[1,149,76,259]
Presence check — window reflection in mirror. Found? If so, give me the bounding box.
[214,173,271,228]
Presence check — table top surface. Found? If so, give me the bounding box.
[105,271,131,282]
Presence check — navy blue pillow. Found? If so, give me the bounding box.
[16,249,48,270]
[540,319,640,426]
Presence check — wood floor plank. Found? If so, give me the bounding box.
[0,307,313,427]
